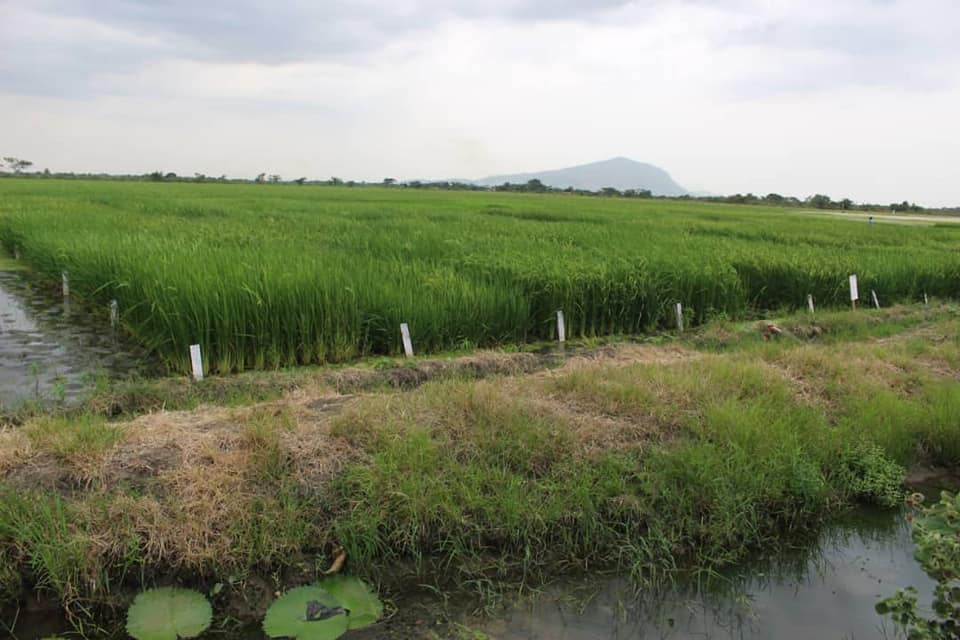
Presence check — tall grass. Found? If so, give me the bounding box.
[1,179,958,373]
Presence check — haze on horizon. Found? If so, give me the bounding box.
[1,1,958,207]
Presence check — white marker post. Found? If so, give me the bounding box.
[400,323,414,357]
[848,274,859,311]
[556,310,566,344]
[924,293,929,306]
[871,290,880,309]
[110,300,119,328]
[675,302,684,332]
[189,344,204,381]
[61,271,69,298]
[807,294,815,315]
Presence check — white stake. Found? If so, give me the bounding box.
[924,293,929,306]
[848,274,859,310]
[400,322,414,357]
[110,300,119,328]
[807,294,815,314]
[189,344,204,381]
[556,309,566,343]
[871,290,880,309]
[675,302,684,332]
[61,271,69,298]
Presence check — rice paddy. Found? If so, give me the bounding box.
[0,178,958,374]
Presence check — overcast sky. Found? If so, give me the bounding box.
[2,0,958,205]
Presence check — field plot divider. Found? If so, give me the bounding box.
[190,344,204,381]
[400,323,414,357]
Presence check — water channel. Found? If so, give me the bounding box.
[0,269,147,408]
[8,505,936,639]
[475,508,930,640]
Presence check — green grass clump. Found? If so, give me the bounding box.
[23,414,124,461]
[0,179,958,373]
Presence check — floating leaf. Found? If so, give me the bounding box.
[263,586,348,640]
[126,587,212,640]
[318,575,383,630]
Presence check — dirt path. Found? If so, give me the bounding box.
[795,210,960,225]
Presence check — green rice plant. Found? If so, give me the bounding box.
[1,179,958,373]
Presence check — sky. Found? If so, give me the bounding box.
[1,0,959,206]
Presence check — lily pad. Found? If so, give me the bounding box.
[318,575,383,630]
[263,586,349,640]
[126,587,212,640]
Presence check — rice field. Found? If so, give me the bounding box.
[0,179,958,374]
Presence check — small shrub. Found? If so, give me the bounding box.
[833,442,905,508]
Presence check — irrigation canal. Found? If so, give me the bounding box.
[11,505,935,639]
[471,508,930,640]
[0,269,145,409]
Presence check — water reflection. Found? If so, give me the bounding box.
[0,271,147,408]
[481,510,931,639]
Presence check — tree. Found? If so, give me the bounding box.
[382,177,396,186]
[525,178,547,193]
[808,194,833,209]
[2,157,33,173]
[329,177,343,186]
[255,173,266,183]
[839,198,854,210]
[293,177,306,185]
[268,174,281,183]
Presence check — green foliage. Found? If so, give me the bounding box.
[125,587,212,640]
[1,179,957,373]
[0,488,97,602]
[23,414,123,460]
[263,579,382,639]
[833,442,905,508]
[318,574,384,630]
[877,492,960,638]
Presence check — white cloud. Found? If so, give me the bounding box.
[1,0,958,205]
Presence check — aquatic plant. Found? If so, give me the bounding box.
[125,587,212,640]
[319,575,383,630]
[263,577,382,639]
[877,491,960,639]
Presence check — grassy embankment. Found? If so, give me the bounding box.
[1,302,958,633]
[0,179,958,374]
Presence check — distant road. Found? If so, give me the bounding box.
[795,210,960,225]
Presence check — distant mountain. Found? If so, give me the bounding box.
[474,157,688,196]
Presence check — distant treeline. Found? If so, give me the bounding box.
[0,160,955,214]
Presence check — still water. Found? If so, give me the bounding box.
[0,270,146,408]
[478,509,929,639]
